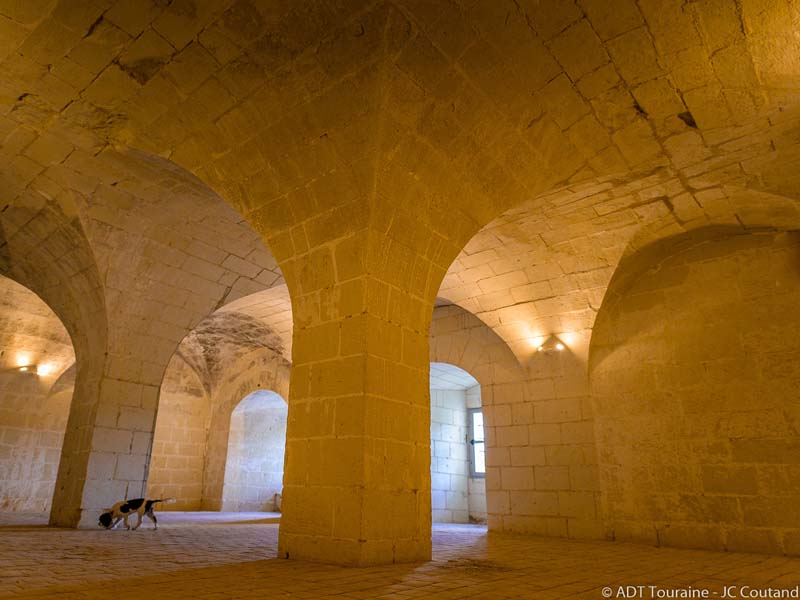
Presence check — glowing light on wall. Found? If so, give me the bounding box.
[36,364,54,376]
[8,355,55,377]
[558,331,578,347]
[535,335,567,354]
[530,336,546,351]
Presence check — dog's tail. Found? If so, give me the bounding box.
[152,498,176,504]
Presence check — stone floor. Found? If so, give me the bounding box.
[1,512,799,599]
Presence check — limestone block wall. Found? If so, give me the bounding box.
[0,372,71,512]
[0,277,75,513]
[519,341,603,540]
[222,390,287,512]
[430,386,487,524]
[200,348,291,510]
[430,389,470,523]
[0,143,287,528]
[430,304,604,539]
[466,385,487,522]
[0,197,110,528]
[591,230,800,555]
[147,341,291,512]
[147,355,210,510]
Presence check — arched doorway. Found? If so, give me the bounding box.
[0,275,75,515]
[147,295,292,512]
[222,390,287,512]
[429,362,486,524]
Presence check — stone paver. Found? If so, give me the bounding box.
[1,513,798,599]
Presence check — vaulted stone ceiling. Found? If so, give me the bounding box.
[2,0,800,369]
[2,0,800,564]
[3,1,799,285]
[0,0,800,370]
[439,178,800,365]
[0,274,73,380]
[216,284,293,356]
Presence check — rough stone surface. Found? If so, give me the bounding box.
[222,390,287,512]
[1,513,799,598]
[1,0,800,568]
[430,385,486,524]
[0,277,73,512]
[592,230,800,554]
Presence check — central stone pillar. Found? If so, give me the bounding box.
[277,233,433,565]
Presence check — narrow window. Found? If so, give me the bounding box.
[468,408,485,478]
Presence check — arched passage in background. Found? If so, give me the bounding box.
[433,182,800,546]
[147,352,210,510]
[429,362,486,524]
[222,390,287,513]
[0,275,75,513]
[590,227,800,555]
[147,289,292,511]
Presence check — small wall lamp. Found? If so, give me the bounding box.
[536,336,566,354]
[9,364,51,376]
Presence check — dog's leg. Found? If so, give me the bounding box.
[147,510,158,530]
[112,517,122,529]
[133,510,143,531]
[123,514,130,530]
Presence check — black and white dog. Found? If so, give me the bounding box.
[98,498,175,530]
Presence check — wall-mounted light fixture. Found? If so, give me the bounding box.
[536,336,567,354]
[5,364,52,376]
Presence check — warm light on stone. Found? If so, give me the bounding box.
[35,364,54,377]
[1,1,800,593]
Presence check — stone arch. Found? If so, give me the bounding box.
[148,296,291,512]
[2,0,800,562]
[49,364,77,397]
[146,352,211,510]
[618,187,800,268]
[430,293,608,539]
[3,138,286,526]
[201,346,291,510]
[221,389,288,512]
[0,194,107,366]
[430,301,528,390]
[430,179,800,542]
[589,223,800,554]
[71,146,285,393]
[0,275,79,513]
[431,304,525,530]
[428,361,486,524]
[0,191,108,526]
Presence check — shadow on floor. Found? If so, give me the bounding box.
[220,516,281,525]
[0,510,281,536]
[0,556,424,599]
